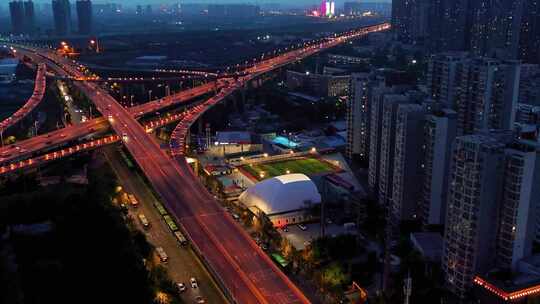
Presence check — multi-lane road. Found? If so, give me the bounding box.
[0,78,216,165]
[3,22,391,304]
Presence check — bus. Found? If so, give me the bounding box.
[138,213,150,229]
[174,231,188,246]
[163,215,178,232]
[128,194,139,207]
[156,247,168,262]
[153,201,168,216]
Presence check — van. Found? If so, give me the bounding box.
[156,247,168,262]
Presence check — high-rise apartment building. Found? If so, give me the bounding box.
[389,103,426,225]
[426,52,468,108]
[497,140,540,270]
[9,1,35,35]
[391,0,413,43]
[519,0,540,63]
[454,58,521,135]
[347,73,371,161]
[443,133,540,297]
[368,85,395,195]
[23,0,35,34]
[9,1,25,34]
[421,108,457,227]
[469,0,525,59]
[52,0,71,36]
[443,133,509,297]
[76,0,92,35]
[375,94,412,207]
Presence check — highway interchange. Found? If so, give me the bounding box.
[1,22,390,304]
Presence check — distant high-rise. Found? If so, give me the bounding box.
[76,0,92,35]
[9,1,25,34]
[52,0,71,36]
[469,0,525,59]
[391,0,413,42]
[23,0,35,34]
[519,0,540,63]
[9,1,35,35]
[430,0,469,52]
[343,1,362,16]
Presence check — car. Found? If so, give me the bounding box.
[190,277,198,288]
[120,203,129,214]
[297,224,308,231]
[231,213,240,221]
[260,243,269,251]
[282,226,289,232]
[195,296,205,303]
[122,133,129,142]
[176,282,186,293]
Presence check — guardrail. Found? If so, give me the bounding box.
[0,64,47,135]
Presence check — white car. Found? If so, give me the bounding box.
[176,282,186,293]
[190,277,198,288]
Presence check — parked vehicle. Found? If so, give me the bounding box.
[190,277,198,288]
[156,247,168,262]
[138,213,150,229]
[174,231,188,246]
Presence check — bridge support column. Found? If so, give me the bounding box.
[198,118,203,135]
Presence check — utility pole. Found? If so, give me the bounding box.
[404,270,412,304]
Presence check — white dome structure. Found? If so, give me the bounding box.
[238,174,321,216]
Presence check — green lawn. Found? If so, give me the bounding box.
[241,158,336,180]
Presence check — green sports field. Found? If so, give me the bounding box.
[240,157,337,181]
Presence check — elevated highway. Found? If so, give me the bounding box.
[2,22,391,304]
